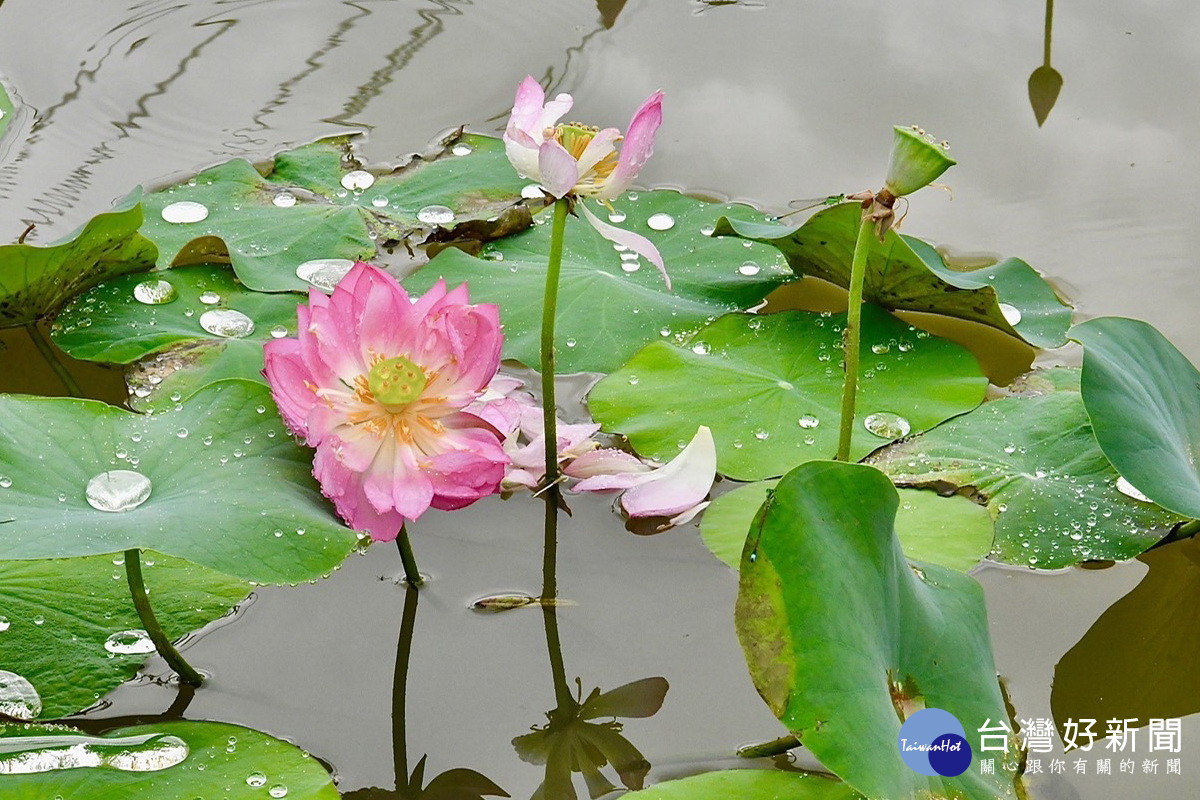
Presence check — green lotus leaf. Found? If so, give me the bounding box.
[714,202,1071,348]
[736,460,1019,799]
[0,553,248,719]
[0,190,157,327]
[139,133,527,292]
[1072,316,1200,519]
[0,379,357,584]
[867,383,1180,569]
[406,191,792,373]
[0,720,338,799]
[701,480,992,572]
[622,770,863,800]
[52,263,302,410]
[588,306,986,481]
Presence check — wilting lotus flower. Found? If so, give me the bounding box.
[503,75,669,288]
[263,262,509,542]
[568,426,716,524]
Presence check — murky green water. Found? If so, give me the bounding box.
[2,1,1199,797]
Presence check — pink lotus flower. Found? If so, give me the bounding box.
[568,425,716,525]
[504,75,669,288]
[263,262,509,542]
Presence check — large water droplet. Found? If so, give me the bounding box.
[608,209,627,223]
[370,196,389,208]
[270,325,289,339]
[104,629,156,655]
[200,309,255,338]
[247,771,268,787]
[737,261,761,276]
[521,184,545,199]
[132,280,178,305]
[417,205,455,225]
[86,470,152,512]
[340,170,375,191]
[198,291,221,305]
[691,342,710,355]
[0,671,41,720]
[272,192,297,208]
[863,412,912,439]
[296,258,355,291]
[0,732,188,774]
[798,414,820,429]
[451,142,474,156]
[269,786,290,798]
[1116,476,1152,503]
[646,212,675,231]
[0,617,9,632]
[700,224,715,236]
[999,303,1022,326]
[160,202,208,224]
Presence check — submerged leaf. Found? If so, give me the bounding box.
[0,379,358,584]
[715,202,1071,349]
[0,191,156,327]
[407,192,791,374]
[735,460,1019,799]
[868,382,1180,569]
[0,553,247,719]
[589,306,986,481]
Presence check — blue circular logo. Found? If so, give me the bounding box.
[897,708,972,777]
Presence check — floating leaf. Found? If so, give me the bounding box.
[0,380,357,584]
[622,770,863,800]
[715,202,1071,348]
[406,192,792,373]
[1072,316,1200,519]
[53,263,301,409]
[868,384,1180,569]
[0,191,156,327]
[736,460,1018,799]
[701,481,992,572]
[1052,536,1200,727]
[0,720,338,799]
[588,306,986,481]
[0,553,247,719]
[139,134,527,292]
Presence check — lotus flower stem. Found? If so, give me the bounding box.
[396,524,423,588]
[123,548,204,687]
[541,493,574,709]
[392,581,419,791]
[26,322,82,397]
[736,733,801,759]
[540,198,571,492]
[836,217,876,461]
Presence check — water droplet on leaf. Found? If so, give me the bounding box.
[104,629,156,655]
[200,309,255,338]
[86,470,152,512]
[133,280,178,305]
[646,212,675,231]
[863,412,911,439]
[341,170,375,191]
[160,202,209,224]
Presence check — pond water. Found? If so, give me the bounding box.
[2,1,1199,798]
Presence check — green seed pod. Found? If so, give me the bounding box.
[883,125,956,197]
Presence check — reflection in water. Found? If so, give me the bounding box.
[1028,0,1063,126]
[1052,536,1200,728]
[326,1,473,130]
[515,493,669,800]
[344,583,509,800]
[1,2,255,226]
